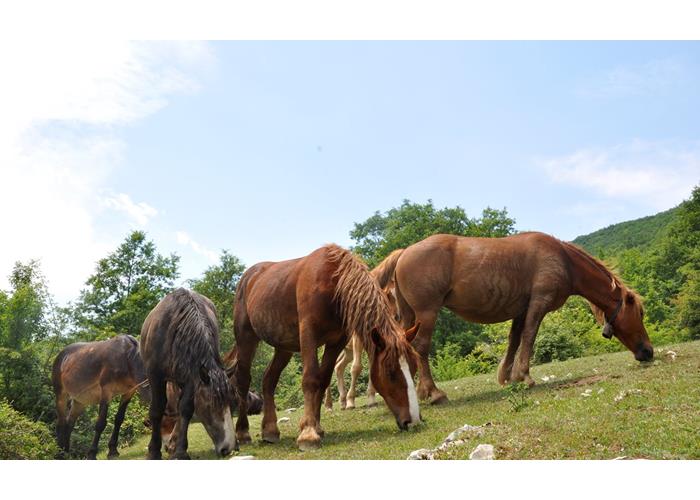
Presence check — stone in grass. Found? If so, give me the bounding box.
[285,407,297,413]
[445,424,484,443]
[407,449,434,460]
[277,417,291,424]
[230,455,256,460]
[469,444,495,460]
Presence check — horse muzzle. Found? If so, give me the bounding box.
[635,345,654,362]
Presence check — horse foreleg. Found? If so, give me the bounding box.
[146,374,166,460]
[172,383,195,460]
[346,336,363,409]
[107,392,133,459]
[313,336,349,439]
[412,310,448,404]
[87,397,109,460]
[260,349,293,443]
[511,303,548,387]
[497,313,526,385]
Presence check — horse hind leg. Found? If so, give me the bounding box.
[346,336,363,409]
[54,391,70,457]
[497,313,526,385]
[260,348,293,443]
[232,325,259,445]
[335,347,351,409]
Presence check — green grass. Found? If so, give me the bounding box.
[106,340,700,460]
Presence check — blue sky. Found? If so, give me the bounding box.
[2,41,699,301]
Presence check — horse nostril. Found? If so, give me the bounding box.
[220,446,231,456]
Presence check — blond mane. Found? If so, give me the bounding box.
[325,245,413,362]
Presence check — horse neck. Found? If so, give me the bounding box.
[566,246,621,315]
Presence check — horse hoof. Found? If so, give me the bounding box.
[236,431,252,444]
[87,452,97,460]
[366,401,378,408]
[146,451,162,460]
[107,451,119,460]
[262,432,280,444]
[430,391,449,405]
[296,427,321,451]
[172,452,191,460]
[345,402,355,410]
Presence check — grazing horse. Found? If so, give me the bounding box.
[52,334,150,459]
[140,288,236,459]
[377,233,654,404]
[162,383,263,455]
[228,244,421,451]
[323,252,403,410]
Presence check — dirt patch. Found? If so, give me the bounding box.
[557,375,608,389]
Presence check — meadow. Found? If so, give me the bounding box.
[108,340,700,460]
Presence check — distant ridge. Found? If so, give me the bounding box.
[572,207,679,255]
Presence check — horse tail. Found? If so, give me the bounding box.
[370,249,404,288]
[51,348,67,396]
[392,277,416,329]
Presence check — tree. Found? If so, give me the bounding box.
[0,261,57,421]
[350,200,516,355]
[188,250,246,351]
[76,231,180,338]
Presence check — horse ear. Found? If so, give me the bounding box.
[371,327,385,351]
[404,322,421,343]
[199,365,211,385]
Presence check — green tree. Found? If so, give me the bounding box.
[188,250,246,351]
[350,200,516,355]
[76,231,180,338]
[0,261,57,422]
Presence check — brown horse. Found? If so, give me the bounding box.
[140,288,236,459]
[228,244,421,451]
[52,334,150,459]
[376,232,654,404]
[323,257,402,410]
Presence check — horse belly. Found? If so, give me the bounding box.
[446,274,529,324]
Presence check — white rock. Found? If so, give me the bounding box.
[407,449,433,460]
[230,455,255,460]
[665,350,677,360]
[277,417,290,424]
[285,407,297,413]
[541,376,550,382]
[469,444,495,460]
[445,424,483,443]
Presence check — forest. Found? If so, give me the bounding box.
[1,185,698,459]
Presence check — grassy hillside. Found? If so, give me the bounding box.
[572,207,678,254]
[107,339,700,460]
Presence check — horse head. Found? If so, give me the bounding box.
[369,322,421,430]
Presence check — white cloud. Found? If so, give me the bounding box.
[0,41,214,301]
[102,193,159,228]
[540,140,700,210]
[577,57,688,97]
[176,231,219,264]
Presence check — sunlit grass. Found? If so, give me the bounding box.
[106,340,700,460]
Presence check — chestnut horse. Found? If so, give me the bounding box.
[323,252,402,410]
[228,244,421,451]
[376,233,654,404]
[140,288,236,459]
[52,334,151,459]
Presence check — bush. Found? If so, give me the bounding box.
[430,342,474,381]
[0,399,58,459]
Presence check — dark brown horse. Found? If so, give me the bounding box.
[52,334,150,459]
[140,288,236,459]
[161,383,263,455]
[227,244,421,451]
[375,232,654,404]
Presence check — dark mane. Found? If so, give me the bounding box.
[168,288,229,408]
[326,245,413,363]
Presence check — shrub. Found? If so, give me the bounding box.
[430,342,474,381]
[0,399,58,459]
